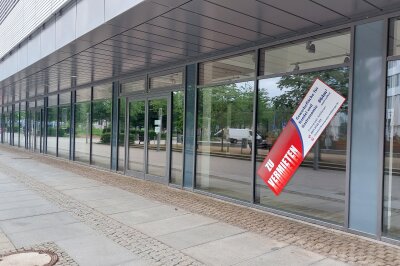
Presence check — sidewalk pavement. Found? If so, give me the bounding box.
[0,146,398,265]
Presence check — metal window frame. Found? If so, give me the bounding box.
[193,29,353,229]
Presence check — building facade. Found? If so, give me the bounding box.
[0,0,400,245]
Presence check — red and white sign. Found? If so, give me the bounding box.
[257,79,346,196]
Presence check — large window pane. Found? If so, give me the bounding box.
[384,60,400,239]
[118,98,126,171]
[58,93,71,159]
[128,100,145,172]
[171,91,184,185]
[255,67,349,224]
[260,32,350,76]
[147,98,168,177]
[199,53,255,85]
[75,88,91,164]
[47,95,58,156]
[13,106,19,146]
[389,18,400,56]
[150,72,183,89]
[5,111,10,144]
[121,79,145,95]
[92,99,112,169]
[196,81,254,201]
[20,103,26,148]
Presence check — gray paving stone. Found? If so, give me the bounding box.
[156,222,247,251]
[63,186,137,202]
[0,189,36,199]
[311,258,350,266]
[83,195,147,208]
[0,204,61,221]
[111,205,189,226]
[234,245,326,266]
[0,194,43,204]
[0,198,50,211]
[182,232,287,265]
[53,182,103,191]
[133,213,217,237]
[94,199,161,215]
[0,183,28,192]
[55,234,140,266]
[8,222,96,248]
[0,211,77,234]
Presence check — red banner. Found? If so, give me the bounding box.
[257,79,345,196]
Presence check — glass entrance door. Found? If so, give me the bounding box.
[126,96,170,183]
[35,108,44,153]
[27,108,44,153]
[127,99,146,178]
[28,109,35,151]
[146,98,169,181]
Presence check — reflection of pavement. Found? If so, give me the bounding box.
[197,152,345,224]
[127,147,183,179]
[384,173,400,236]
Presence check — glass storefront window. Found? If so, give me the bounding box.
[58,93,71,159]
[92,85,112,169]
[260,32,350,76]
[171,91,184,185]
[121,79,145,95]
[75,88,91,164]
[150,72,183,89]
[255,67,349,224]
[199,53,256,85]
[4,109,10,144]
[384,59,400,239]
[389,18,400,56]
[47,95,58,156]
[196,81,254,201]
[118,98,126,171]
[13,105,19,146]
[20,103,26,148]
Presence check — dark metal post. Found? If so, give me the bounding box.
[111,81,119,171]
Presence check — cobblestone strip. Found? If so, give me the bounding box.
[0,161,202,266]
[4,147,400,265]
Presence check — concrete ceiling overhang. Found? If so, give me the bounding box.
[2,0,400,101]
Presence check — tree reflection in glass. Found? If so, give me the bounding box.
[196,81,254,202]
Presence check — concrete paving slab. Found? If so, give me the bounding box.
[7,222,96,248]
[0,194,43,204]
[0,183,29,193]
[55,234,139,266]
[94,199,161,215]
[156,222,247,250]
[0,204,62,221]
[0,179,15,185]
[62,186,134,201]
[133,213,217,237]
[0,190,37,199]
[0,211,77,234]
[115,258,153,266]
[312,258,350,266]
[234,245,325,266]
[0,198,50,211]
[83,195,147,208]
[111,205,189,226]
[182,232,287,265]
[53,182,104,191]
